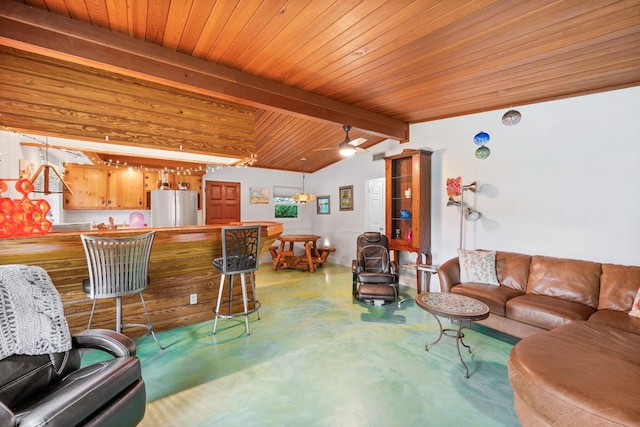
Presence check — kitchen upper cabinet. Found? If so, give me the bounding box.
[108,169,144,209]
[63,165,108,209]
[176,174,202,192]
[64,165,143,210]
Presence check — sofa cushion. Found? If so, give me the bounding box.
[598,263,640,312]
[630,288,640,318]
[495,251,531,292]
[507,294,596,330]
[526,255,601,309]
[458,249,498,285]
[508,322,640,426]
[452,283,523,316]
[589,309,640,335]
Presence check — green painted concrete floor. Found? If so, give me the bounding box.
[128,263,521,427]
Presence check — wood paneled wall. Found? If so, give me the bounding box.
[0,222,282,336]
[0,46,257,161]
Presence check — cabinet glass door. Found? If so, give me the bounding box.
[390,156,413,245]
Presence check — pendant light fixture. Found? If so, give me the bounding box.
[30,136,73,195]
[292,157,316,204]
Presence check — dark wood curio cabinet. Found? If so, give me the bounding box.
[384,149,432,271]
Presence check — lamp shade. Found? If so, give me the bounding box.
[30,164,73,195]
[446,196,461,207]
[294,158,316,203]
[292,192,316,204]
[464,208,481,221]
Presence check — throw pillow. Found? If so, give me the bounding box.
[629,288,640,318]
[458,249,499,286]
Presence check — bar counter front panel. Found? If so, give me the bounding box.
[0,222,283,335]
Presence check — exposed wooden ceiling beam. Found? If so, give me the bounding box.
[0,1,409,142]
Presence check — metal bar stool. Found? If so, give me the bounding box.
[212,225,261,335]
[81,231,163,350]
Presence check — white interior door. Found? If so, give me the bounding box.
[366,177,385,233]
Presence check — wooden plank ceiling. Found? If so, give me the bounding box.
[0,0,639,172]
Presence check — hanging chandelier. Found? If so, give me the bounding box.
[30,137,73,195]
[292,157,316,204]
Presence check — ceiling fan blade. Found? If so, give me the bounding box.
[311,147,336,151]
[349,137,367,147]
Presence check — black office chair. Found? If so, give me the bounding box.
[352,232,399,305]
[212,225,261,335]
[0,264,145,427]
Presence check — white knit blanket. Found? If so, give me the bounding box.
[0,265,72,359]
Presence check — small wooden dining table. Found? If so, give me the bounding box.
[272,234,322,272]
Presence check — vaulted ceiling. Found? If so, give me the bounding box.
[1,0,639,172]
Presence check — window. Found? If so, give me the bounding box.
[273,186,301,219]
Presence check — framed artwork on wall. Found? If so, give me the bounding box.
[339,185,353,211]
[249,187,269,204]
[317,195,330,214]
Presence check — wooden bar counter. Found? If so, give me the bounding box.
[0,222,282,335]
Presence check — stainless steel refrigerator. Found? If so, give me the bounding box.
[150,190,198,227]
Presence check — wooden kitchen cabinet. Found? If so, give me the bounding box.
[176,174,202,192]
[63,165,108,209]
[108,169,144,209]
[64,165,143,210]
[385,149,432,262]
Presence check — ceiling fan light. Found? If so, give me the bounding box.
[339,141,356,156]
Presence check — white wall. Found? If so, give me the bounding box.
[202,166,313,232]
[309,145,390,265]
[312,86,640,290]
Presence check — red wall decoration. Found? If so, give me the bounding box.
[0,178,52,237]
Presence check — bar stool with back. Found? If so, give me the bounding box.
[80,231,163,350]
[212,225,261,335]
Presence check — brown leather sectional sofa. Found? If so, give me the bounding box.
[438,251,640,426]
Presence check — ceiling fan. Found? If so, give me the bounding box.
[314,125,368,157]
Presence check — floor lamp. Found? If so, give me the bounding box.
[447,181,481,249]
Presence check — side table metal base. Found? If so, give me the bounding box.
[425,314,474,378]
[416,292,490,379]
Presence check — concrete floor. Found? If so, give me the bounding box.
[129,263,520,427]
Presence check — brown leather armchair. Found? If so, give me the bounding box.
[352,232,399,304]
[0,328,145,427]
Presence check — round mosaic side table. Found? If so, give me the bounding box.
[415,292,490,378]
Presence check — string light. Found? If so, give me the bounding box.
[1,124,258,174]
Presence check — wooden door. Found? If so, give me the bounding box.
[205,181,240,225]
